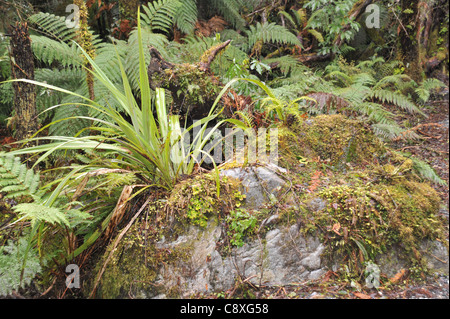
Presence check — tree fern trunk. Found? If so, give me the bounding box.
[9,22,37,144]
[74,0,95,100]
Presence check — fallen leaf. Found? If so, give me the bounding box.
[353,292,371,299]
[332,222,341,235]
[390,269,407,284]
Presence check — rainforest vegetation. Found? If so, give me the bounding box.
[0,0,448,299]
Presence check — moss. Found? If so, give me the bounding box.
[296,176,446,280]
[281,114,386,169]
[93,197,196,299]
[166,173,245,229]
[149,63,223,117]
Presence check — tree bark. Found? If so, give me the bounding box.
[9,22,37,144]
[398,0,423,83]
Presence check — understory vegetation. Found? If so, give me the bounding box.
[0,0,448,299]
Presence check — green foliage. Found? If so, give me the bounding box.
[210,0,246,30]
[226,208,258,247]
[141,0,181,34]
[174,0,198,34]
[28,12,78,42]
[12,203,70,228]
[304,0,360,55]
[3,14,248,261]
[0,153,41,199]
[245,22,302,53]
[397,152,447,186]
[0,238,42,296]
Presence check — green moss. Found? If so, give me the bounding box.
[166,173,245,229]
[297,177,446,279]
[150,63,223,116]
[281,114,386,169]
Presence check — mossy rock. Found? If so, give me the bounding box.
[281,114,386,169]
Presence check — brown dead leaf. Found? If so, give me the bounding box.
[332,222,341,235]
[353,292,372,299]
[390,269,407,284]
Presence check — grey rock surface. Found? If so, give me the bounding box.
[220,165,286,209]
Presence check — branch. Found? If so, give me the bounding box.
[198,40,231,72]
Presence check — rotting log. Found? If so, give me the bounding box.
[147,40,232,119]
[9,21,37,145]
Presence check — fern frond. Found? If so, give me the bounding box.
[13,203,70,227]
[396,152,447,185]
[415,78,447,103]
[245,22,301,52]
[0,154,41,199]
[372,74,412,90]
[141,0,181,34]
[371,123,408,140]
[263,55,307,76]
[174,0,198,34]
[368,89,424,115]
[30,35,83,67]
[28,12,77,42]
[0,238,42,297]
[211,0,246,30]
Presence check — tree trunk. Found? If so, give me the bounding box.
[9,22,37,144]
[74,0,96,101]
[397,0,420,82]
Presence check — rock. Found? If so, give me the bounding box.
[220,165,286,209]
[103,219,331,298]
[419,240,449,275]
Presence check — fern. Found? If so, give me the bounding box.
[28,12,77,42]
[174,0,198,34]
[13,203,70,228]
[0,153,41,199]
[397,152,447,186]
[0,238,42,297]
[368,88,424,115]
[211,0,246,30]
[30,36,83,67]
[141,0,181,34]
[245,22,302,52]
[415,78,447,104]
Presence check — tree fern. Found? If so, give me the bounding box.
[30,36,83,67]
[0,153,41,199]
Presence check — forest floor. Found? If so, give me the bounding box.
[197,88,450,300]
[1,90,448,300]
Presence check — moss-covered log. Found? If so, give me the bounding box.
[147,41,231,119]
